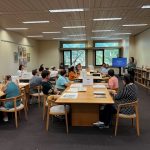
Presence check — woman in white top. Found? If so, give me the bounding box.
[17,65,24,77]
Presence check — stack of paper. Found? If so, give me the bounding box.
[70,84,82,88]
[61,93,78,99]
[93,84,106,88]
[93,91,106,95]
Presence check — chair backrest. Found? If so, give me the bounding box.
[47,95,60,107]
[0,94,24,109]
[117,100,139,115]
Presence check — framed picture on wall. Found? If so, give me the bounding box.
[14,52,18,63]
[18,46,23,57]
[27,53,30,62]
[22,47,27,57]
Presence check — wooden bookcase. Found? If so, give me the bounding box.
[135,68,150,89]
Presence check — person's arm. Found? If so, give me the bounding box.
[114,87,125,100]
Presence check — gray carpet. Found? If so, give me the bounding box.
[0,83,150,150]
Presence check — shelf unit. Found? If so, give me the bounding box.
[135,68,150,89]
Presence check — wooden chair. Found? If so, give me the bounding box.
[0,94,28,128]
[46,95,69,134]
[43,94,48,120]
[20,87,28,111]
[29,85,44,107]
[115,101,140,136]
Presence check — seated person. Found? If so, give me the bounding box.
[107,69,119,91]
[59,62,65,69]
[68,66,78,81]
[39,64,44,74]
[17,64,25,77]
[75,63,82,74]
[41,70,59,95]
[56,69,70,92]
[50,66,58,78]
[29,69,42,94]
[100,63,109,75]
[1,75,20,122]
[93,74,138,128]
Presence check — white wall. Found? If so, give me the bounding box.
[0,29,39,79]
[38,40,60,69]
[134,28,150,67]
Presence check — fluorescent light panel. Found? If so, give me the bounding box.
[92,30,114,32]
[141,5,150,8]
[27,35,43,37]
[53,37,68,40]
[42,32,61,34]
[63,26,86,29]
[93,18,122,21]
[23,21,49,24]
[113,33,131,35]
[68,34,86,36]
[5,28,28,30]
[122,24,148,26]
[91,37,107,39]
[49,8,85,13]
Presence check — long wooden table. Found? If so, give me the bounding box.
[56,83,114,126]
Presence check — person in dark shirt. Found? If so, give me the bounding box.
[41,70,60,95]
[93,74,138,128]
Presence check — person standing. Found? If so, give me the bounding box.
[126,57,136,82]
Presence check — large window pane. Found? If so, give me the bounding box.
[72,50,85,66]
[95,51,103,65]
[63,43,85,48]
[95,42,120,47]
[104,49,119,65]
[64,51,71,66]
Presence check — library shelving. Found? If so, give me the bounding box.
[135,67,150,89]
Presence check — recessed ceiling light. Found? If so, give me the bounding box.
[49,8,85,13]
[93,18,122,21]
[113,33,131,35]
[67,34,86,36]
[92,30,115,32]
[23,21,49,24]
[62,26,86,29]
[122,24,148,26]
[5,28,28,30]
[141,5,150,8]
[42,32,61,34]
[53,37,68,40]
[27,35,43,38]
[91,37,107,39]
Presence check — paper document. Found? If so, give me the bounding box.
[93,91,106,95]
[94,95,106,98]
[61,93,78,99]
[70,84,82,88]
[93,84,106,88]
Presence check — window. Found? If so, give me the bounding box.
[63,43,85,48]
[104,49,119,65]
[94,41,121,66]
[62,42,86,67]
[95,42,121,47]
[95,50,103,65]
[63,50,86,66]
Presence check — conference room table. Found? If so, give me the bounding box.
[56,83,114,126]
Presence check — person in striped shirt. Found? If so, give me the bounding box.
[93,74,138,128]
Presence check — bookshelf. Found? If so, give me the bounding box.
[135,68,150,89]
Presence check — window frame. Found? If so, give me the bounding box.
[94,40,122,66]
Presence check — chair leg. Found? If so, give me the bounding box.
[115,116,119,136]
[14,111,18,128]
[24,107,28,120]
[43,105,46,120]
[136,115,140,136]
[46,113,50,131]
[38,95,40,108]
[65,108,69,134]
[131,118,134,127]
